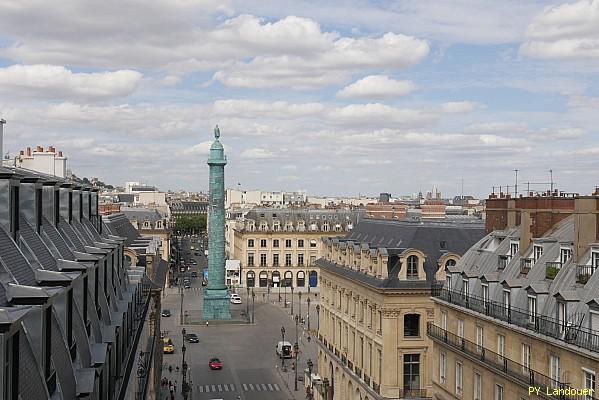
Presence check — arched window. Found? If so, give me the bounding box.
[247,271,255,287]
[156,220,162,229]
[445,259,457,268]
[309,270,318,287]
[271,271,281,287]
[259,271,268,287]
[273,221,280,231]
[124,255,132,266]
[284,271,293,287]
[407,255,419,279]
[404,314,420,337]
[322,223,329,232]
[297,271,305,287]
[143,221,150,228]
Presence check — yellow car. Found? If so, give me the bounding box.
[163,337,174,354]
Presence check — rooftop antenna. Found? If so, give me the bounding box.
[514,169,519,198]
[550,169,554,193]
[461,178,464,199]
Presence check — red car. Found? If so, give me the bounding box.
[209,357,222,370]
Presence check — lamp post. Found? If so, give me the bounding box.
[284,282,288,308]
[281,326,286,371]
[278,281,281,304]
[322,377,329,400]
[307,358,314,398]
[316,304,320,331]
[291,285,295,315]
[251,289,255,323]
[246,286,250,318]
[179,279,184,325]
[299,291,302,323]
[306,297,311,330]
[294,314,299,392]
[181,328,189,400]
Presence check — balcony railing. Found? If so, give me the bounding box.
[398,388,429,399]
[576,265,596,284]
[431,287,599,353]
[427,323,568,399]
[546,261,562,280]
[520,258,532,274]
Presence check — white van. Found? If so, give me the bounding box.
[276,341,293,358]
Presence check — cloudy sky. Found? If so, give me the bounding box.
[1,0,598,197]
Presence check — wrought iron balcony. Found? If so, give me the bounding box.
[398,388,429,399]
[432,287,599,353]
[520,258,532,274]
[545,261,562,280]
[427,323,569,398]
[576,265,596,284]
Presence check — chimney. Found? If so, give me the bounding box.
[27,147,31,157]
[58,151,63,157]
[20,150,24,156]
[0,119,5,163]
[574,197,598,263]
[36,145,43,152]
[48,146,55,153]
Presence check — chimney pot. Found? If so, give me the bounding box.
[48,146,55,153]
[37,145,43,152]
[20,150,24,156]
[27,147,31,156]
[58,151,63,157]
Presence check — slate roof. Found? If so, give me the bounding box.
[169,201,208,213]
[121,207,165,223]
[102,213,141,246]
[244,208,362,224]
[20,217,58,271]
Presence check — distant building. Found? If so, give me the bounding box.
[315,217,485,399]
[366,202,408,220]
[379,192,391,203]
[13,145,68,177]
[168,200,208,219]
[121,207,171,262]
[225,260,241,287]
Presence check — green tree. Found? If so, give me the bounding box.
[174,214,207,234]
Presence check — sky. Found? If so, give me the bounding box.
[0,0,598,198]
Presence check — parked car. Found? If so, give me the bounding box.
[184,282,191,289]
[209,357,222,370]
[191,271,198,278]
[185,333,199,343]
[230,297,242,304]
[161,309,171,317]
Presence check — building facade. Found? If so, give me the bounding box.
[429,192,599,400]
[231,209,362,289]
[315,218,485,400]
[121,207,171,262]
[0,166,165,400]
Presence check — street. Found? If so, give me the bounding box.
[160,236,320,400]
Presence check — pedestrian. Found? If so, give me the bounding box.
[174,380,177,392]
[168,365,173,373]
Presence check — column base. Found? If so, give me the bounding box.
[203,288,231,320]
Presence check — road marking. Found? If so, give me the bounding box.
[211,385,216,392]
[217,384,222,391]
[273,384,280,391]
[198,386,203,392]
[261,384,268,391]
[268,384,274,391]
[223,384,229,391]
[204,385,210,392]
[249,383,254,390]
[243,384,248,391]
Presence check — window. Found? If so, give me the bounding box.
[528,296,537,324]
[558,302,566,332]
[260,239,267,248]
[297,271,305,287]
[310,239,317,248]
[482,284,489,307]
[441,311,447,330]
[404,314,420,337]
[285,254,292,267]
[503,290,511,315]
[593,252,599,270]
[462,279,469,299]
[284,271,292,287]
[445,258,456,268]
[446,275,452,290]
[495,384,504,400]
[533,245,543,262]
[584,369,596,400]
[247,253,254,267]
[248,239,254,248]
[273,239,279,248]
[550,355,560,384]
[246,271,255,287]
[497,334,505,362]
[298,239,304,248]
[455,362,463,396]
[522,344,531,373]
[474,373,482,400]
[510,241,519,257]
[260,253,267,267]
[298,253,304,266]
[457,319,464,339]
[403,354,420,394]
[259,271,268,287]
[560,247,572,264]
[285,239,292,248]
[476,326,484,354]
[439,353,447,384]
[407,255,419,278]
[273,254,279,267]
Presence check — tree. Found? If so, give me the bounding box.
[174,214,207,234]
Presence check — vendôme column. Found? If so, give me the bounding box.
[203,125,231,320]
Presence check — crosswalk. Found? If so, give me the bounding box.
[196,383,280,393]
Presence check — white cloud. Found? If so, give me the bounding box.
[520,0,599,59]
[0,64,142,101]
[355,159,392,165]
[465,122,528,135]
[328,103,436,127]
[534,127,587,140]
[240,148,278,159]
[336,75,416,99]
[441,101,479,113]
[184,141,215,156]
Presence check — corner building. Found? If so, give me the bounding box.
[429,192,599,400]
[316,218,485,399]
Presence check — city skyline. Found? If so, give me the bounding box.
[1,0,598,197]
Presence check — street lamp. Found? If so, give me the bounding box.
[281,326,286,370]
[251,289,255,323]
[246,286,250,318]
[299,291,302,322]
[284,281,288,308]
[316,305,320,331]
[294,314,300,392]
[306,297,311,331]
[291,285,295,315]
[181,328,189,399]
[307,358,314,396]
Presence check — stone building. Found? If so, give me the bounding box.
[429,191,599,400]
[315,217,485,400]
[121,207,171,262]
[230,209,363,289]
[0,166,165,400]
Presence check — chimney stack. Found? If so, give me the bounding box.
[0,119,5,163]
[58,151,63,157]
[36,145,43,152]
[27,147,31,157]
[48,146,55,153]
[19,150,24,156]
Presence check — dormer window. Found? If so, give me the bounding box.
[156,221,162,229]
[273,221,280,231]
[462,279,469,299]
[593,251,599,270]
[445,259,456,268]
[560,247,572,264]
[322,223,329,232]
[528,295,537,325]
[482,284,489,307]
[510,241,519,258]
[407,255,419,279]
[143,221,150,228]
[533,245,543,262]
[259,222,268,231]
[558,302,566,332]
[446,275,452,290]
[503,289,511,315]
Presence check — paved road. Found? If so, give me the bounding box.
[159,236,320,400]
